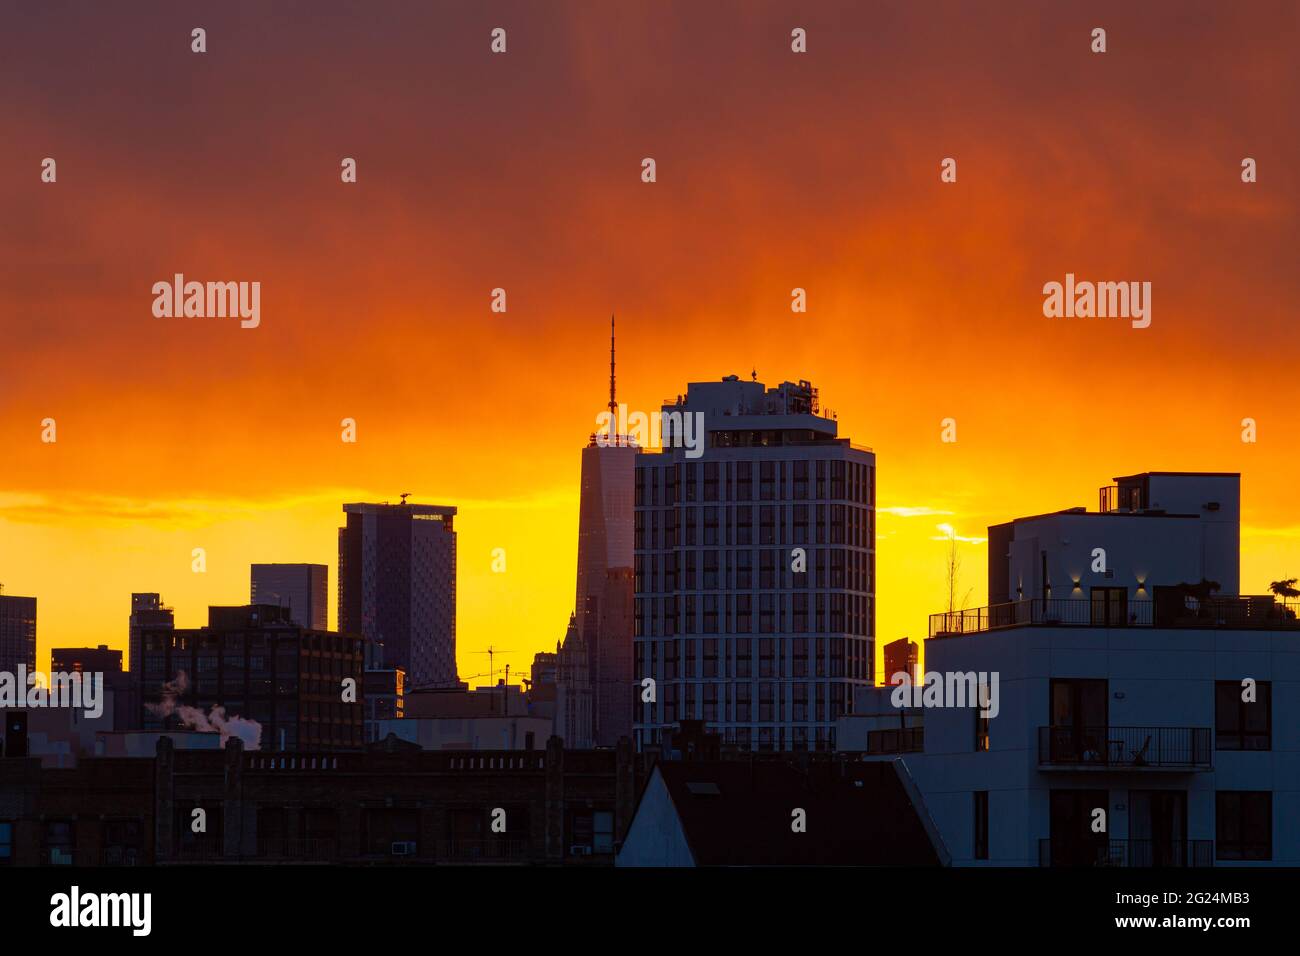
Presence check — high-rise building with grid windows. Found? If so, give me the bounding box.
[633,376,875,752]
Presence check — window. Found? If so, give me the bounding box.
[1089,586,1128,626]
[1049,678,1108,763]
[974,792,989,860]
[792,638,808,677]
[43,821,75,865]
[1215,681,1271,750]
[759,594,776,633]
[735,638,751,678]
[1216,792,1271,861]
[593,811,615,854]
[362,808,419,857]
[735,682,751,722]
[702,639,718,678]
[1048,789,1109,867]
[0,822,12,864]
[703,550,719,590]
[975,704,990,752]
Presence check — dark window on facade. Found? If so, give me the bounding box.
[975,706,990,752]
[974,791,989,860]
[570,810,615,855]
[101,819,143,866]
[1215,681,1271,750]
[362,808,419,857]
[42,820,75,866]
[1216,791,1271,861]
[1049,678,1108,762]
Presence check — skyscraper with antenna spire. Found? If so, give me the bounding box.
[556,315,638,747]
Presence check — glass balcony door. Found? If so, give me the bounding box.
[1091,587,1128,626]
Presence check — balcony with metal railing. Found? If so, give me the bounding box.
[1039,838,1214,867]
[866,727,924,754]
[1038,725,1212,770]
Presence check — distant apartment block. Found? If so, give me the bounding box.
[0,593,37,676]
[51,645,131,732]
[380,679,548,751]
[363,638,404,743]
[634,376,875,752]
[139,604,366,750]
[128,593,173,674]
[339,501,458,690]
[124,593,174,733]
[251,563,328,631]
[527,650,558,722]
[884,638,919,686]
[51,645,122,676]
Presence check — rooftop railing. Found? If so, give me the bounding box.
[929,596,1300,637]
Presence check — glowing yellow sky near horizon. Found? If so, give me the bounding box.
[4,464,1299,686]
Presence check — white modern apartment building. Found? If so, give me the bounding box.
[634,375,875,752]
[982,471,1240,623]
[841,471,1299,866]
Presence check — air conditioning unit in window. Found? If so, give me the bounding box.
[391,841,416,856]
[569,845,592,856]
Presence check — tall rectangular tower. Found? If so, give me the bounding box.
[0,593,37,676]
[574,438,637,745]
[633,376,875,752]
[128,593,173,674]
[251,563,328,631]
[339,501,458,690]
[562,316,638,746]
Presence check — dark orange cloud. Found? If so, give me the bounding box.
[1,0,1297,674]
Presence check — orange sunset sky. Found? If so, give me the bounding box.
[2,1,1298,685]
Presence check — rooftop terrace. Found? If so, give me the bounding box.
[929,595,1300,638]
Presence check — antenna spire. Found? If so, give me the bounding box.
[609,313,617,419]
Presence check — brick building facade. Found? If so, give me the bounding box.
[0,735,638,866]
